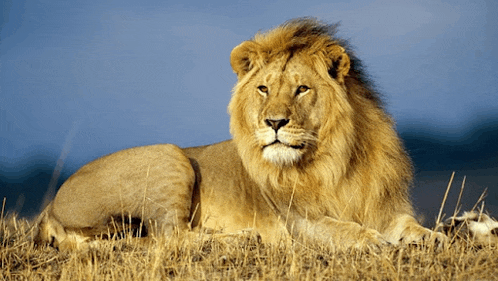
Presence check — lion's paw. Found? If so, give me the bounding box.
[354,228,390,251]
[401,228,448,248]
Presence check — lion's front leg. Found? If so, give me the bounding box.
[383,214,448,246]
[292,217,388,250]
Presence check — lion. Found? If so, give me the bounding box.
[33,18,444,250]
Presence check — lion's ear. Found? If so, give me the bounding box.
[326,45,350,84]
[230,41,260,77]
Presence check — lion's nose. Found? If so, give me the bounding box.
[265,118,290,131]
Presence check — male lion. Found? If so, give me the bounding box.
[34,18,443,250]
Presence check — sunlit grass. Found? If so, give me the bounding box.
[2,174,498,280]
[1,212,497,280]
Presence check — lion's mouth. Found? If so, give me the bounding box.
[263,140,305,150]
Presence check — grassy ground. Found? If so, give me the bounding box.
[1,213,497,281]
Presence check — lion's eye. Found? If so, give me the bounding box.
[257,85,269,94]
[296,85,310,95]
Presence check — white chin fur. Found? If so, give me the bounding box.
[262,144,302,166]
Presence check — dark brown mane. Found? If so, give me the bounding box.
[253,17,382,105]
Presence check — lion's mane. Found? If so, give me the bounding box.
[228,18,413,230]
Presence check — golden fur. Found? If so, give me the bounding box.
[34,18,444,250]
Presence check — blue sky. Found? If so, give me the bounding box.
[1,0,497,217]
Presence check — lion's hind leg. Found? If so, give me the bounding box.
[131,146,197,239]
[102,144,197,241]
[34,144,197,250]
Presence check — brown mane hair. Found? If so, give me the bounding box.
[229,17,414,230]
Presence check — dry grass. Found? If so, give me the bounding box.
[0,213,497,281]
[2,174,497,280]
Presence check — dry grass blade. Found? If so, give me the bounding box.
[435,172,455,227]
[1,197,5,233]
[452,175,466,219]
[470,187,488,213]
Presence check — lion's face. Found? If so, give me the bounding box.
[229,47,351,168]
[245,56,322,166]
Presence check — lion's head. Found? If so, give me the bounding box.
[229,19,351,168]
[228,18,412,222]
